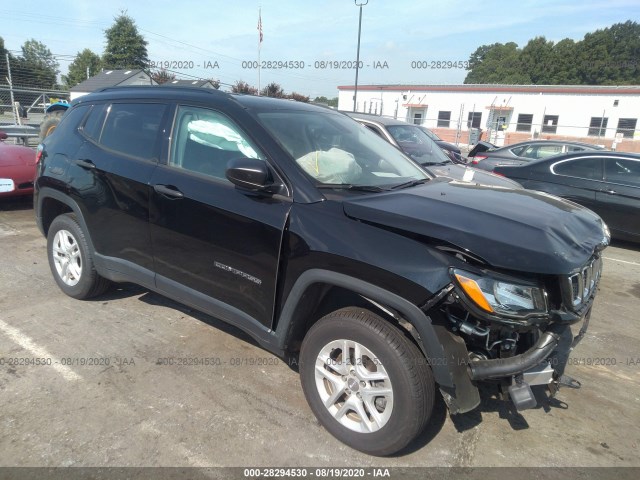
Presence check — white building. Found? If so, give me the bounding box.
[70,70,156,101]
[337,84,640,152]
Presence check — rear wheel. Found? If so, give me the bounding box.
[300,307,434,455]
[47,214,111,299]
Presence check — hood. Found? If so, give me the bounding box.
[426,163,522,189]
[0,144,36,166]
[343,178,607,275]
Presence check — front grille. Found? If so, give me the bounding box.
[564,256,602,310]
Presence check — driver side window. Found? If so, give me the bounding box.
[170,105,264,180]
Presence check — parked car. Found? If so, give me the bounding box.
[494,151,640,243]
[417,126,465,163]
[469,140,605,172]
[344,112,521,189]
[36,86,609,455]
[0,130,37,198]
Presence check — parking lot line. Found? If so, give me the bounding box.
[0,318,82,382]
[603,257,640,267]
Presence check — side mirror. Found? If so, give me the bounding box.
[0,131,7,141]
[226,158,274,192]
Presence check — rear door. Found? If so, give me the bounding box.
[71,102,168,278]
[598,156,640,237]
[528,157,605,215]
[149,103,292,330]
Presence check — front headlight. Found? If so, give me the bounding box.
[603,221,611,245]
[452,269,547,318]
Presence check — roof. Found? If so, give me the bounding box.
[71,86,325,113]
[70,69,153,92]
[493,140,607,151]
[338,84,640,95]
[163,79,217,88]
[342,111,408,126]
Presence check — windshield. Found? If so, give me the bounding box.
[257,110,429,187]
[419,126,442,141]
[386,125,452,165]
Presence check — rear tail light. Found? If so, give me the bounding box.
[472,155,488,163]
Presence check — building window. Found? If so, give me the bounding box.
[542,115,559,134]
[613,99,619,107]
[616,118,637,139]
[467,112,481,129]
[516,114,533,132]
[413,113,423,125]
[437,111,451,128]
[588,117,608,137]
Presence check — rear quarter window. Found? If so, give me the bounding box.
[56,105,89,133]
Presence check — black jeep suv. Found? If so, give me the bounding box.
[35,86,609,456]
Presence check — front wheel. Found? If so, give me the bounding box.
[299,307,435,455]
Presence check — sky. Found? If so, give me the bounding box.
[2,0,639,98]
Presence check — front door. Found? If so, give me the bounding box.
[149,104,291,329]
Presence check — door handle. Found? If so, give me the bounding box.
[75,159,96,170]
[154,184,184,199]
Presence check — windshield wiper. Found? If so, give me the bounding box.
[421,161,452,166]
[317,184,388,192]
[390,178,431,190]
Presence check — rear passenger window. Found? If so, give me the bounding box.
[605,158,640,187]
[100,103,166,160]
[56,105,89,132]
[554,158,603,180]
[170,105,264,180]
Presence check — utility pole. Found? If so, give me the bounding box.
[6,53,18,124]
[353,0,368,112]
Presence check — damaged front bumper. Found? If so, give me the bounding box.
[431,290,595,414]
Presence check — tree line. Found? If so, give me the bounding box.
[464,20,639,85]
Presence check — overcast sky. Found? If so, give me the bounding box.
[2,0,639,97]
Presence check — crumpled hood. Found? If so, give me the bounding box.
[343,178,607,275]
[426,163,522,189]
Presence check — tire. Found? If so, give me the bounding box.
[300,307,434,456]
[39,110,65,141]
[47,214,111,299]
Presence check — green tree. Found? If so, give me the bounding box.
[0,37,9,86]
[464,21,640,85]
[313,96,338,107]
[288,92,310,102]
[150,68,175,84]
[231,80,257,95]
[12,39,59,89]
[548,39,580,84]
[519,37,555,84]
[464,42,531,84]
[63,49,102,88]
[103,11,149,69]
[261,81,284,98]
[577,20,640,85]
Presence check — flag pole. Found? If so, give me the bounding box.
[258,7,262,95]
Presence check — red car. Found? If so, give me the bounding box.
[0,131,36,198]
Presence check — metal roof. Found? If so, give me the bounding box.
[338,84,640,95]
[70,69,153,92]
